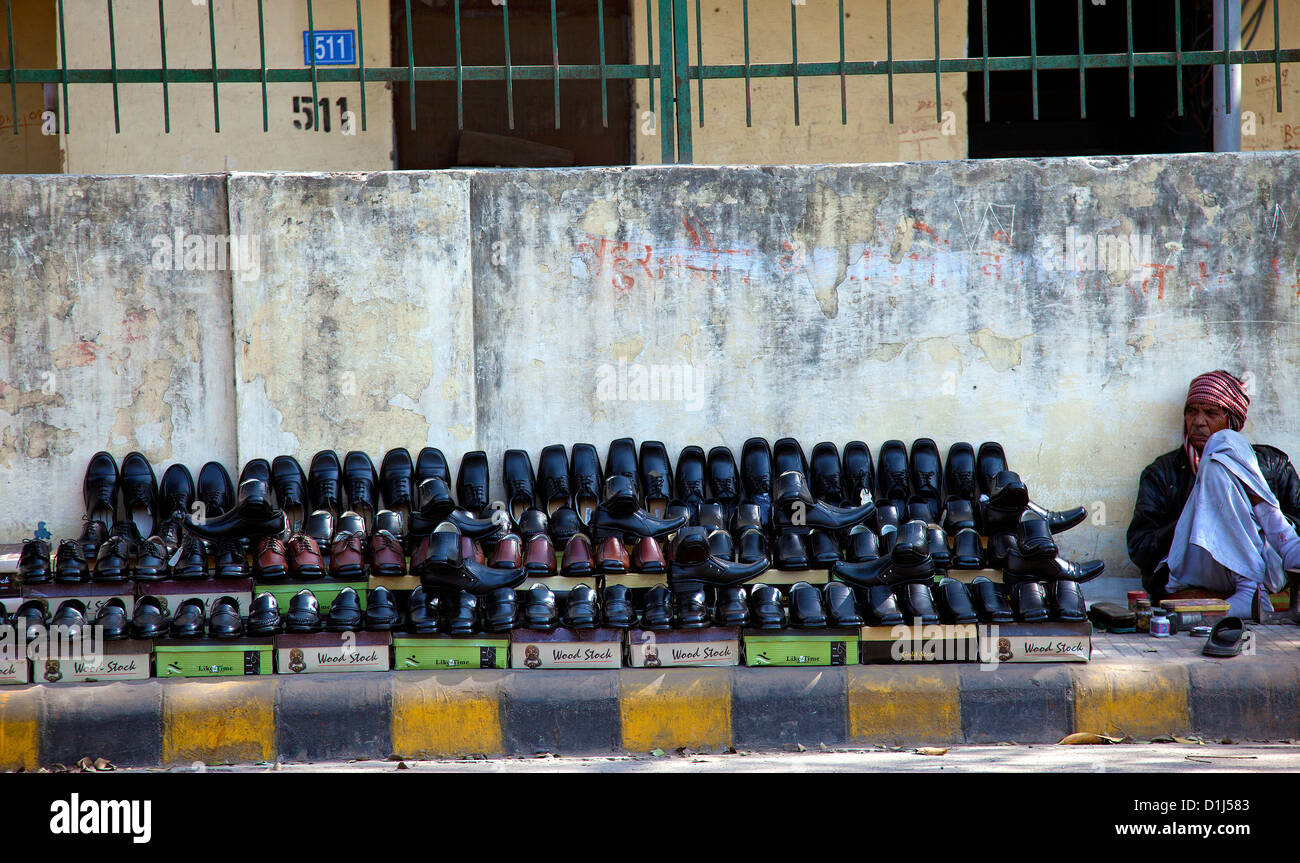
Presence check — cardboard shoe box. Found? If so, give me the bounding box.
[976,621,1092,663]
[510,627,622,669]
[36,638,153,683]
[743,628,859,667]
[275,631,392,674]
[627,627,739,667]
[392,634,509,670]
[137,578,254,618]
[859,623,982,664]
[23,581,136,618]
[155,638,274,677]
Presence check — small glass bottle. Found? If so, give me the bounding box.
[1135,598,1152,633]
[1150,608,1171,637]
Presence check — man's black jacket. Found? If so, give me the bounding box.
[1126,444,1300,595]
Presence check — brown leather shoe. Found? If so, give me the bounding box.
[597,535,630,574]
[460,534,486,564]
[370,529,406,577]
[490,533,522,569]
[524,533,556,575]
[330,531,366,579]
[287,533,324,579]
[254,536,288,580]
[562,533,594,575]
[633,536,666,574]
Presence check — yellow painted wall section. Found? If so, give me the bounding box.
[0,0,60,173]
[60,0,393,173]
[619,668,732,751]
[162,678,276,766]
[1072,666,1191,740]
[632,0,967,164]
[0,688,41,771]
[847,665,962,745]
[1242,0,1300,151]
[390,673,504,758]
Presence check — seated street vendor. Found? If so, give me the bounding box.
[1126,370,1300,617]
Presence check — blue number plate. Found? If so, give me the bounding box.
[303,30,356,66]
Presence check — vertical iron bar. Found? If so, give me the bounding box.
[1077,0,1086,118]
[932,0,941,123]
[208,0,220,131]
[1125,0,1134,117]
[742,0,750,126]
[405,0,416,130]
[5,0,15,136]
[550,0,559,128]
[598,0,608,127]
[1174,0,1183,116]
[1274,0,1282,112]
[885,0,894,124]
[981,0,989,121]
[256,0,266,131]
[672,0,692,160]
[307,0,318,131]
[646,0,654,122]
[107,0,120,133]
[356,0,367,131]
[694,0,702,126]
[502,0,514,130]
[1029,0,1038,120]
[159,0,171,133]
[656,0,674,161]
[838,0,845,124]
[1222,0,1230,117]
[453,0,462,129]
[790,0,799,126]
[57,0,68,132]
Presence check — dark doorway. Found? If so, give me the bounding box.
[392,0,632,169]
[968,0,1215,158]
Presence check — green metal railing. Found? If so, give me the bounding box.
[1,0,1298,164]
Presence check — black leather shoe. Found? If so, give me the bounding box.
[159,463,196,524]
[455,451,490,515]
[737,526,767,565]
[410,476,458,530]
[602,585,637,628]
[714,586,749,626]
[808,529,841,566]
[988,469,1029,512]
[374,510,405,547]
[640,585,673,631]
[862,584,905,625]
[844,525,879,563]
[197,460,236,522]
[48,599,86,637]
[503,449,537,525]
[831,520,933,588]
[774,471,875,532]
[325,587,363,632]
[416,446,452,488]
[247,592,283,635]
[773,437,809,484]
[705,527,733,560]
[132,536,169,581]
[810,442,844,504]
[483,587,520,633]
[284,589,322,633]
[170,598,206,638]
[523,584,558,631]
[668,528,768,590]
[976,442,1011,498]
[707,446,740,518]
[185,479,285,541]
[789,582,827,628]
[945,442,978,504]
[515,507,549,541]
[94,598,130,640]
[748,584,786,629]
[378,448,415,516]
[422,553,526,596]
[343,451,379,531]
[927,525,951,570]
[121,451,159,539]
[84,451,120,527]
[934,577,978,623]
[896,582,940,624]
[942,499,978,535]
[549,506,582,548]
[675,445,708,517]
[269,456,308,531]
[589,503,687,541]
[209,596,245,638]
[969,576,1014,623]
[365,586,401,631]
[307,450,343,516]
[839,441,875,508]
[696,501,727,531]
[538,444,573,517]
[1005,548,1105,583]
[166,533,205,579]
[239,458,272,502]
[606,437,640,499]
[405,586,441,634]
[823,581,863,626]
[1016,510,1057,558]
[564,584,600,629]
[19,539,51,584]
[602,474,640,517]
[444,591,479,635]
[908,438,943,521]
[1026,500,1088,534]
[93,534,131,583]
[78,517,109,562]
[875,440,909,511]
[774,531,809,570]
[875,502,901,533]
[675,588,710,629]
[570,443,603,526]
[951,528,984,569]
[15,599,47,640]
[740,437,774,531]
[130,595,169,639]
[1010,580,1050,623]
[1051,580,1087,621]
[986,532,1018,570]
[638,441,672,516]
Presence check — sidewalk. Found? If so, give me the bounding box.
[2,622,1297,770]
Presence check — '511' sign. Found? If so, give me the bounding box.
[292,96,353,133]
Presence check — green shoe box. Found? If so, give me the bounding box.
[275,631,392,674]
[742,628,859,667]
[392,634,508,670]
[258,581,368,613]
[154,638,274,677]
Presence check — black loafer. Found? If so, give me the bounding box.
[844,525,879,563]
[808,529,841,566]
[325,587,363,632]
[83,451,120,527]
[564,584,600,630]
[675,588,711,629]
[365,586,401,631]
[988,469,1029,512]
[944,442,978,504]
[569,443,603,527]
[548,506,582,548]
[120,452,159,540]
[748,584,786,630]
[696,501,728,531]
[170,598,206,638]
[1051,580,1087,621]
[130,595,169,639]
[875,503,900,533]
[516,507,549,541]
[774,531,809,570]
[969,576,1014,623]
[209,596,245,638]
[285,589,322,633]
[523,584,558,631]
[788,581,827,628]
[950,528,983,569]
[774,471,875,533]
[379,448,416,514]
[927,525,951,570]
[640,585,674,631]
[247,592,283,636]
[483,587,520,633]
[343,451,379,531]
[1004,549,1105,583]
[1016,510,1058,558]
[1010,580,1050,623]
[704,526,733,560]
[737,527,767,565]
[638,441,673,516]
[444,591,479,635]
[588,504,687,541]
[714,586,749,626]
[94,598,130,640]
[823,581,863,627]
[896,582,940,624]
[668,529,768,590]
[862,584,904,625]
[406,586,441,634]
[184,479,285,541]
[942,499,977,535]
[1026,500,1089,534]
[602,585,638,628]
[934,577,978,624]
[986,532,1018,570]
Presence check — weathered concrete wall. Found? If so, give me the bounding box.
[3,152,1299,580]
[0,174,237,540]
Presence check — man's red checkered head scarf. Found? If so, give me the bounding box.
[1184,369,1250,472]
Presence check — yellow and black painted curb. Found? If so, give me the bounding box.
[3,661,1297,769]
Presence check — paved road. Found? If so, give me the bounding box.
[135,744,1300,773]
